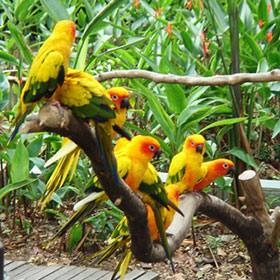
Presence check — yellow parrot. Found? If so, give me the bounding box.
[91,184,181,279]
[165,134,208,194]
[193,158,234,192]
[54,68,126,182]
[51,135,161,240]
[9,20,76,141]
[39,87,130,210]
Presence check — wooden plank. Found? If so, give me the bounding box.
[4,260,26,272]
[122,270,146,280]
[28,264,63,280]
[40,265,77,280]
[4,259,13,266]
[8,263,33,277]
[136,271,159,280]
[55,266,88,280]
[69,267,99,280]
[84,269,110,280]
[16,264,47,279]
[98,271,114,280]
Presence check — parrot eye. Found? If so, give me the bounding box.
[111,94,119,101]
[191,141,195,146]
[223,163,229,169]
[148,144,156,151]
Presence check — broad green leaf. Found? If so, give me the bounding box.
[227,147,259,170]
[178,104,211,127]
[131,80,176,145]
[125,122,172,157]
[199,117,247,133]
[272,119,280,138]
[0,151,9,162]
[40,0,70,21]
[69,224,83,253]
[47,192,63,205]
[164,84,187,113]
[181,30,193,53]
[15,0,36,22]
[186,86,209,106]
[75,37,88,70]
[0,51,18,65]
[75,0,128,67]
[27,136,43,157]
[258,0,269,23]
[0,179,37,201]
[243,33,263,61]
[44,209,68,220]
[11,141,29,183]
[7,22,33,65]
[0,68,9,111]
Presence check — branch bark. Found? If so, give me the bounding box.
[93,69,280,85]
[8,69,280,86]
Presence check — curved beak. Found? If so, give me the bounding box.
[227,167,235,175]
[153,149,162,161]
[196,144,204,154]
[120,98,130,109]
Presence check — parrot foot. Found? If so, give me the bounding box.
[48,101,66,127]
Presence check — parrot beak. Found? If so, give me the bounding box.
[227,167,235,175]
[120,98,130,109]
[153,149,162,161]
[196,144,204,154]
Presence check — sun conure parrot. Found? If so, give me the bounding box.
[54,68,128,182]
[193,158,234,192]
[91,184,181,279]
[50,135,161,240]
[9,20,76,142]
[39,87,130,211]
[165,134,208,194]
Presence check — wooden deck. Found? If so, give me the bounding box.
[4,259,159,280]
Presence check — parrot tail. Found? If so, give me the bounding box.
[95,123,118,182]
[8,104,32,144]
[152,204,175,273]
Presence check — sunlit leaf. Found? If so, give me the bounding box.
[227,147,259,170]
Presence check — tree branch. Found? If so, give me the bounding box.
[93,69,280,85]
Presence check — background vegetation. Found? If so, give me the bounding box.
[0,0,280,251]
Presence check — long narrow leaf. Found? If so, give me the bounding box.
[199,117,247,133]
[40,0,70,21]
[0,179,37,201]
[7,22,33,65]
[74,0,128,67]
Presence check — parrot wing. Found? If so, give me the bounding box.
[165,152,187,185]
[23,51,65,103]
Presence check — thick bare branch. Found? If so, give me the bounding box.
[239,170,273,235]
[93,69,280,85]
[271,207,280,251]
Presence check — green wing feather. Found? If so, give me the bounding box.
[139,164,184,216]
[23,51,65,103]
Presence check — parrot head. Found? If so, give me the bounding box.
[53,20,76,44]
[129,135,161,162]
[212,159,235,176]
[107,87,130,110]
[183,134,206,155]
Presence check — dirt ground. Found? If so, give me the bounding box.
[1,212,252,280]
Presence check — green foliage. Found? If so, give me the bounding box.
[0,0,280,251]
